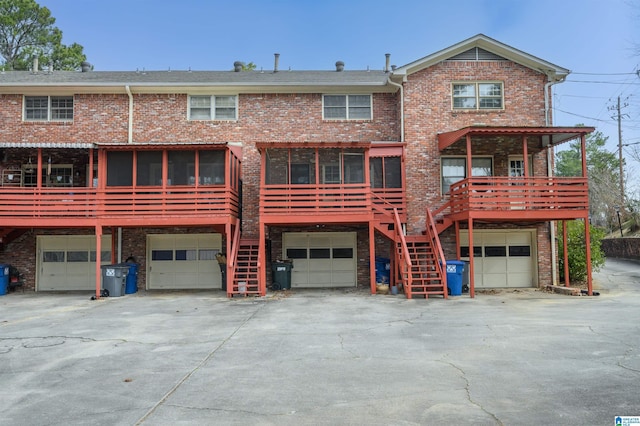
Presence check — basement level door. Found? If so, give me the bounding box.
[147,233,221,289]
[283,232,356,288]
[460,230,536,288]
[38,235,112,291]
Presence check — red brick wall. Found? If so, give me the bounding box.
[0,94,129,142]
[402,61,548,234]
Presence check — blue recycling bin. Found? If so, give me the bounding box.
[125,262,139,294]
[375,257,390,284]
[0,264,8,296]
[446,260,466,296]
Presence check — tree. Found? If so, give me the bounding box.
[0,0,86,71]
[555,128,622,230]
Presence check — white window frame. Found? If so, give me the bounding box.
[24,95,74,122]
[322,94,372,120]
[452,82,503,110]
[188,95,238,121]
[441,156,493,195]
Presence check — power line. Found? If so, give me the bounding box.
[571,71,638,76]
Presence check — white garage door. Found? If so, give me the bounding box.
[38,235,112,291]
[460,230,536,288]
[147,233,222,289]
[283,232,357,288]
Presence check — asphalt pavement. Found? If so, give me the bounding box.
[1,258,639,425]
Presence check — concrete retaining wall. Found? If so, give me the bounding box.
[602,238,640,261]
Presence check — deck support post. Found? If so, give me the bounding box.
[259,224,267,296]
[585,215,593,296]
[369,221,376,294]
[468,218,475,298]
[95,224,102,298]
[563,220,570,287]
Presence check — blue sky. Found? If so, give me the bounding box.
[37,0,640,193]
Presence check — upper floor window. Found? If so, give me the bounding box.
[452,82,503,110]
[323,95,372,120]
[441,157,493,194]
[370,156,402,189]
[24,96,74,121]
[188,95,237,120]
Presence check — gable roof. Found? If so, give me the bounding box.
[391,34,570,82]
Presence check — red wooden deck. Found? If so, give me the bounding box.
[445,176,589,221]
[0,186,239,227]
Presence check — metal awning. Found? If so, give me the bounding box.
[0,141,95,148]
[437,126,596,151]
[256,141,371,150]
[94,141,230,150]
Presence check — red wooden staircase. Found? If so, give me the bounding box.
[401,236,447,299]
[229,238,260,297]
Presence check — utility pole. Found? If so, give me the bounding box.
[608,95,629,208]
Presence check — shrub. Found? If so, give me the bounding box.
[558,220,606,283]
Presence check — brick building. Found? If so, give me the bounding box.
[0,34,595,298]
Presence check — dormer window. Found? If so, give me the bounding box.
[24,96,74,121]
[452,82,503,110]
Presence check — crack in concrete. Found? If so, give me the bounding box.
[338,333,360,358]
[0,335,131,349]
[442,359,504,426]
[134,303,267,425]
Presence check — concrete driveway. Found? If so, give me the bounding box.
[1,258,639,425]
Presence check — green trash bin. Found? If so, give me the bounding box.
[271,261,293,290]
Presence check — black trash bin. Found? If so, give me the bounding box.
[271,261,293,290]
[216,253,227,291]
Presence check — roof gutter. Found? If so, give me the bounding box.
[125,85,133,143]
[387,76,404,142]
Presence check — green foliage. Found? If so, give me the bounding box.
[555,128,623,229]
[558,220,606,283]
[0,0,86,70]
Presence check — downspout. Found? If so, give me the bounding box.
[125,85,133,143]
[387,77,404,142]
[122,85,134,264]
[544,73,565,286]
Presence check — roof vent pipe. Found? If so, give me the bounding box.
[385,53,390,73]
[335,61,344,72]
[81,61,91,72]
[32,57,38,73]
[274,53,280,73]
[233,61,243,72]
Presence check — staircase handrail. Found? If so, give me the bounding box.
[425,207,447,297]
[227,218,241,292]
[432,199,451,218]
[393,208,413,291]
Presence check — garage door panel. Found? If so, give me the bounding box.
[148,234,221,290]
[484,273,508,288]
[461,230,535,289]
[38,235,112,291]
[484,258,506,274]
[284,232,356,288]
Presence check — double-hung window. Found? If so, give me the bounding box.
[441,157,493,194]
[189,95,237,120]
[323,95,372,120]
[24,96,74,121]
[452,82,503,110]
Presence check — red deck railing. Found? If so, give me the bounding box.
[0,186,239,224]
[447,177,588,219]
[259,184,371,215]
